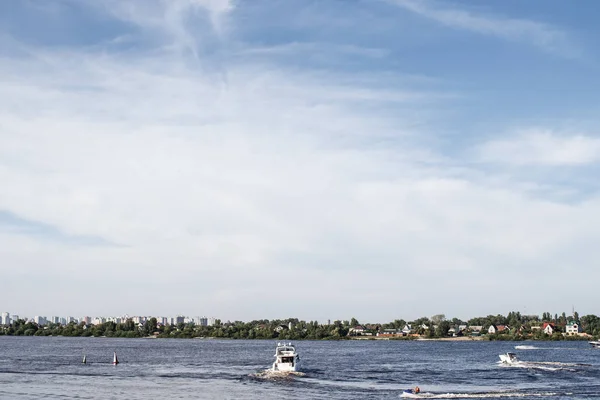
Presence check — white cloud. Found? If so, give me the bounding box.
[389,0,576,56]
[1,2,599,322]
[477,129,600,166]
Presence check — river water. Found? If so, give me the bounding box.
[0,337,598,399]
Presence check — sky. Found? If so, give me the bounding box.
[1,0,600,323]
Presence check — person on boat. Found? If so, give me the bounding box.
[413,386,420,394]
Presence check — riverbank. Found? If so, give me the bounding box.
[349,336,485,341]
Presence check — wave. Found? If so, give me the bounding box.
[497,360,590,372]
[400,391,563,398]
[251,369,305,380]
[514,345,538,350]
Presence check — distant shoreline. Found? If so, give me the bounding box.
[349,336,485,341]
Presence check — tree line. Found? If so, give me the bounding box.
[1,311,599,340]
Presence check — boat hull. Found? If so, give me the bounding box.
[272,358,300,372]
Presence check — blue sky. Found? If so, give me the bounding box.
[1,0,599,322]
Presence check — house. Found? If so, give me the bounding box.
[377,329,402,337]
[542,322,555,335]
[565,321,581,336]
[469,326,483,334]
[402,324,413,335]
[488,325,498,334]
[349,325,366,335]
[488,325,508,334]
[274,324,288,333]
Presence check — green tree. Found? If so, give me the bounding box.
[435,320,451,337]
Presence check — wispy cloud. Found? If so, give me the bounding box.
[477,129,600,166]
[0,210,118,247]
[389,0,577,56]
[90,0,234,56]
[241,42,390,59]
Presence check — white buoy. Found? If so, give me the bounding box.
[112,352,119,365]
[82,354,86,364]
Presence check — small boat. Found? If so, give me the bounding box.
[499,352,518,364]
[112,352,119,365]
[589,341,600,348]
[272,342,300,372]
[400,387,424,398]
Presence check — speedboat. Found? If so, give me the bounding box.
[589,341,600,348]
[499,352,518,364]
[272,342,300,372]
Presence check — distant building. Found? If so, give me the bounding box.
[1,312,9,325]
[488,325,508,334]
[208,317,216,326]
[376,329,402,337]
[34,316,47,326]
[542,322,555,335]
[348,325,366,335]
[565,321,581,336]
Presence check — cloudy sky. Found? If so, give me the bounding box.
[1,0,599,323]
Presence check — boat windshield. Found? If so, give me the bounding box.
[277,346,295,353]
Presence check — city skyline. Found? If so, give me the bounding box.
[0,311,218,327]
[1,1,600,322]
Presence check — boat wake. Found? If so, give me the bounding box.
[498,360,591,372]
[514,345,538,350]
[251,369,306,380]
[400,391,562,398]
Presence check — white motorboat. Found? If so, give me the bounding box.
[272,342,300,372]
[499,352,518,364]
[589,341,600,348]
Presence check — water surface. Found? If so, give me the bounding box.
[0,337,598,399]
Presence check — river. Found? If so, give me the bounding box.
[0,337,598,399]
